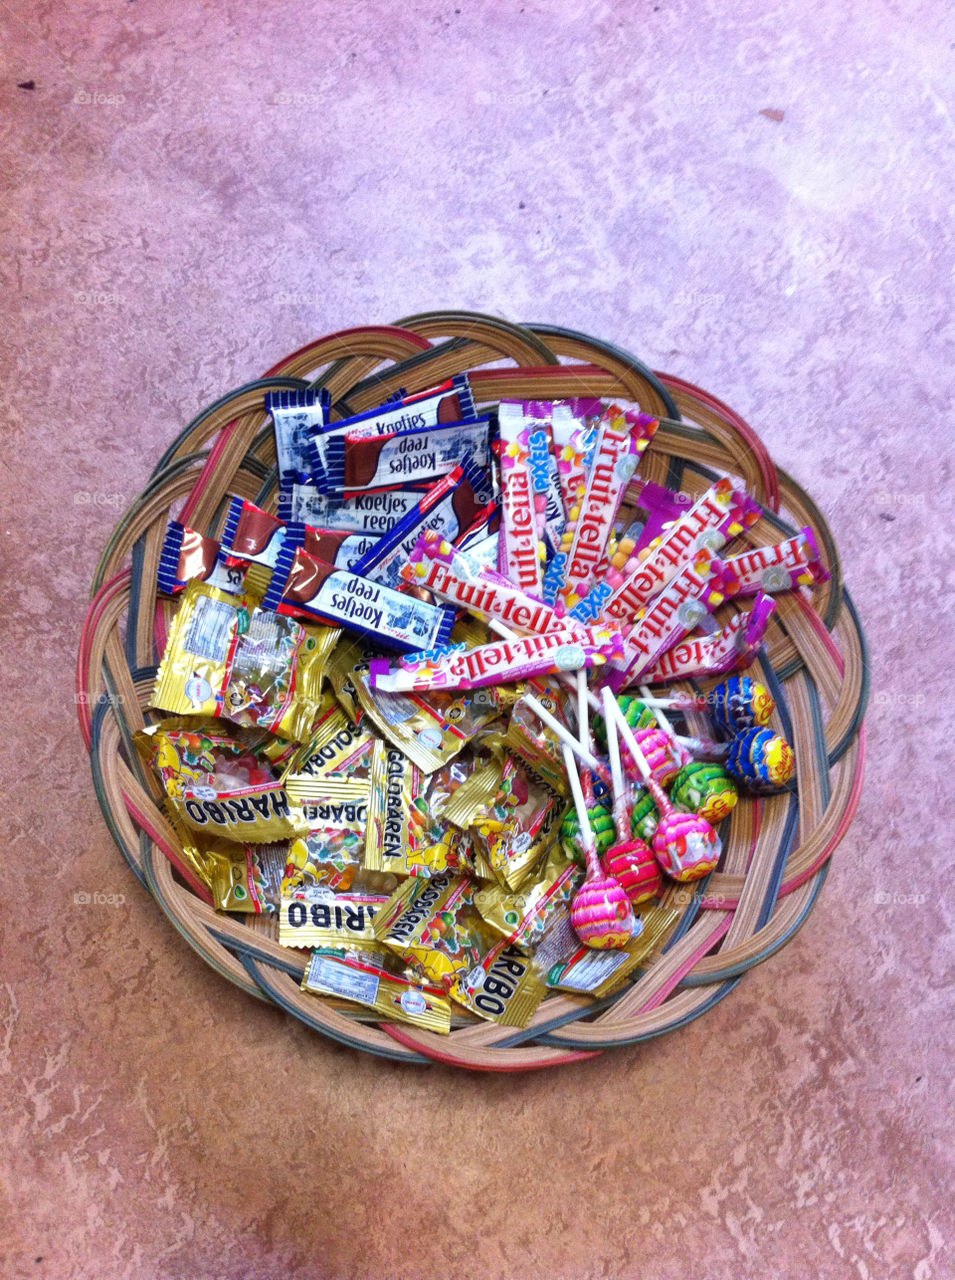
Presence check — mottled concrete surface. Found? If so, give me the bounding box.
[2,1,952,1277]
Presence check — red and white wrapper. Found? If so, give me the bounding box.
[642,593,777,683]
[603,551,731,689]
[723,527,829,597]
[367,626,625,693]
[598,478,761,625]
[498,401,544,596]
[402,531,579,637]
[559,408,657,614]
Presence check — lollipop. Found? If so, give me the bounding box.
[565,675,637,950]
[708,675,775,736]
[669,761,738,824]
[561,801,617,863]
[725,726,795,791]
[598,686,663,906]
[605,697,722,883]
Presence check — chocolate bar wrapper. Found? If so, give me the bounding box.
[267,386,331,484]
[308,374,476,492]
[261,543,455,653]
[302,947,452,1034]
[278,480,436,533]
[350,458,494,590]
[158,521,245,596]
[324,417,492,498]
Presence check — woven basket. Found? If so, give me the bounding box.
[77,312,868,1072]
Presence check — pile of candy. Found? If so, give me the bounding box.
[136,379,823,1034]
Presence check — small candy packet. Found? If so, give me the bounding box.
[473,847,582,954]
[326,636,386,724]
[363,739,426,877]
[367,626,623,694]
[324,417,492,497]
[354,675,503,774]
[204,839,287,914]
[279,891,389,948]
[135,720,306,843]
[643,593,777,683]
[722,527,830,597]
[350,458,494,590]
[559,407,658,615]
[503,684,573,796]
[449,941,547,1027]
[403,532,577,637]
[308,374,476,492]
[466,755,568,892]
[267,386,331,485]
[158,521,246,596]
[152,580,254,718]
[537,903,682,997]
[374,873,495,992]
[281,822,366,894]
[282,705,375,788]
[261,543,456,652]
[301,947,452,1034]
[279,480,440,532]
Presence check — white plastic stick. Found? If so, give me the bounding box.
[561,743,593,848]
[576,668,589,752]
[606,696,652,784]
[601,686,626,806]
[489,618,604,728]
[525,695,603,772]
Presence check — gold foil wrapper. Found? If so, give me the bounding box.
[301,947,451,1034]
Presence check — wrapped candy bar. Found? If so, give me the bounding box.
[158,522,245,596]
[281,697,376,782]
[350,458,494,590]
[363,739,429,877]
[267,386,331,485]
[261,542,455,652]
[301,947,452,1034]
[367,626,624,694]
[722,527,830,597]
[597,479,759,625]
[549,397,603,515]
[605,554,732,687]
[403,532,579,637]
[307,374,476,492]
[323,417,492,497]
[642,593,777,684]
[559,406,659,616]
[280,480,442,532]
[497,400,545,596]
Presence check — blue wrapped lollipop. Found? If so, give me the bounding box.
[709,675,776,736]
[725,726,795,791]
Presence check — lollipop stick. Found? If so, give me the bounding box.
[524,694,604,774]
[561,743,599,879]
[600,686,631,844]
[489,618,606,724]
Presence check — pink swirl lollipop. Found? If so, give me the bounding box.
[598,686,663,905]
[564,680,636,949]
[606,697,722,883]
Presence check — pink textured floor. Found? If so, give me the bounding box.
[3,2,952,1277]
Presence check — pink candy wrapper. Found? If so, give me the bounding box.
[723,527,830,597]
[402,531,579,638]
[559,408,657,616]
[643,593,777,683]
[605,551,731,688]
[598,478,760,624]
[550,398,603,515]
[498,401,545,596]
[367,626,624,693]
